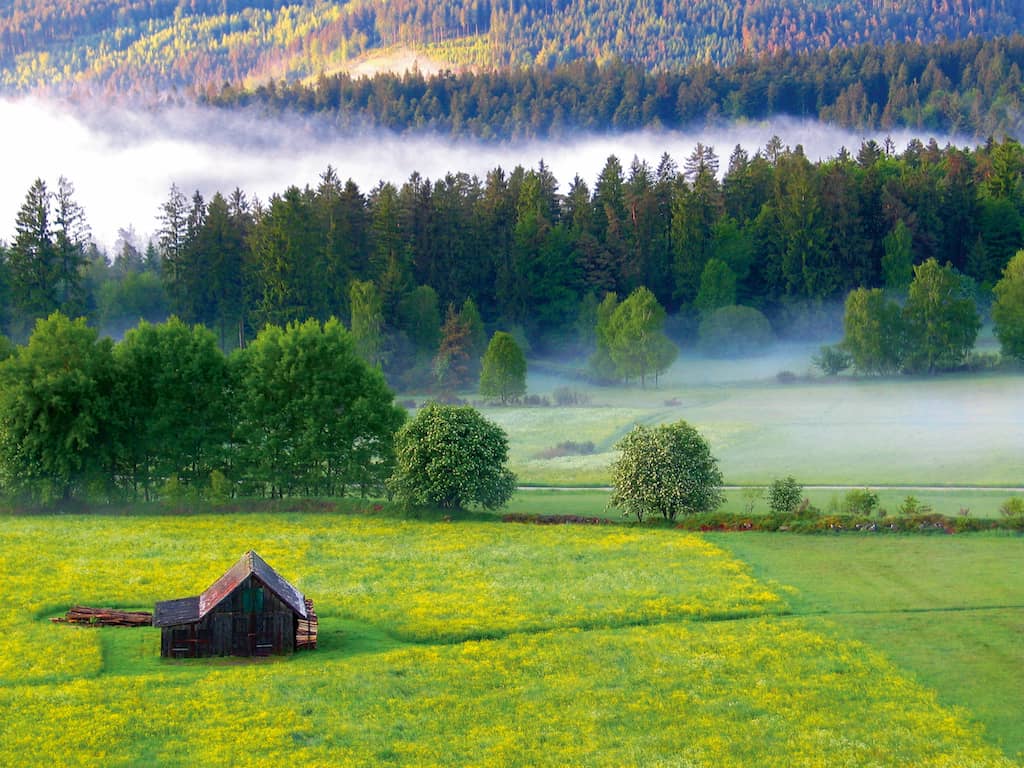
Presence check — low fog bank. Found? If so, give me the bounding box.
[0,97,975,252]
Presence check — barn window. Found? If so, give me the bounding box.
[241,587,264,613]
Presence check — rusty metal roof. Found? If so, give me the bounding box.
[197,550,307,620]
[152,596,200,628]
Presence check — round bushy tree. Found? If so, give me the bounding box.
[609,420,724,522]
[768,476,803,514]
[697,305,774,357]
[390,404,516,510]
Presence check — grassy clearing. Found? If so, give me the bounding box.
[0,514,1016,766]
[707,533,1024,761]
[492,349,1024,486]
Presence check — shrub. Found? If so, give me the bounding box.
[389,404,516,510]
[697,305,775,357]
[899,496,933,516]
[842,488,880,516]
[768,476,803,514]
[812,344,852,376]
[999,497,1024,518]
[552,387,590,406]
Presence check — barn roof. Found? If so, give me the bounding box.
[153,596,200,627]
[199,550,308,619]
[153,551,307,627]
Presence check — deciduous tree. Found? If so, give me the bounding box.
[234,318,404,498]
[607,286,677,386]
[389,404,516,510]
[993,250,1024,360]
[609,420,724,522]
[479,331,527,404]
[0,313,117,502]
[902,258,980,373]
[842,287,904,374]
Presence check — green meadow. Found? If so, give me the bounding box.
[487,347,1024,487]
[0,513,1020,766]
[3,345,1023,765]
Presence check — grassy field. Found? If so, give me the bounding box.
[1,513,1019,766]
[483,346,1024,487]
[707,533,1024,761]
[508,487,1023,521]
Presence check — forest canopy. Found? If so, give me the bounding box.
[211,35,1024,141]
[1,134,1021,385]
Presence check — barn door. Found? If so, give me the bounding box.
[232,615,252,655]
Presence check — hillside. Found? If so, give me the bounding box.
[1,0,1022,96]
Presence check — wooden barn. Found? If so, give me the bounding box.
[153,550,317,658]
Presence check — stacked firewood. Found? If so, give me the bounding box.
[51,606,153,627]
[296,598,318,649]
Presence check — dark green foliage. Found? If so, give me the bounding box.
[114,318,232,499]
[234,318,405,498]
[768,476,803,514]
[206,34,1024,141]
[479,331,527,404]
[609,420,724,522]
[390,404,516,510]
[6,178,88,328]
[0,313,117,502]
[3,133,1024,375]
[698,305,774,357]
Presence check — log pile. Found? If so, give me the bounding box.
[296,598,318,650]
[51,606,153,627]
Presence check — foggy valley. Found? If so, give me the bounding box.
[0,96,974,252]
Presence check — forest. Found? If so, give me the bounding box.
[213,35,1024,140]
[2,134,1023,388]
[1,0,1022,98]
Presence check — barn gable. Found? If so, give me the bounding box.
[153,550,315,658]
[198,550,307,620]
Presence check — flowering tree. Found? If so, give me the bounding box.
[609,420,723,522]
[389,404,516,510]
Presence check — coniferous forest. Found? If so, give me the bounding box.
[2,0,1022,106]
[2,135,1022,386]
[211,35,1024,140]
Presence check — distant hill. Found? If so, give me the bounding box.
[2,0,1023,97]
[213,35,1024,141]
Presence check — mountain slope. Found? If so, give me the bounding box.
[2,0,1023,97]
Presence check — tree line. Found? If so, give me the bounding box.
[213,34,1024,140]
[4,135,1024,383]
[0,312,405,503]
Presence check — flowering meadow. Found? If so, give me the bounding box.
[0,514,1014,766]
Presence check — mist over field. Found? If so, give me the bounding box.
[0,97,974,252]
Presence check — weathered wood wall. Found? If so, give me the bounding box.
[160,575,298,658]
